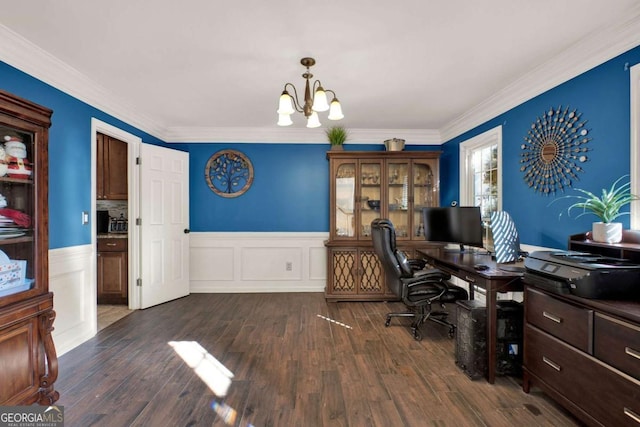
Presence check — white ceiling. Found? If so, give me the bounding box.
[1,1,640,143]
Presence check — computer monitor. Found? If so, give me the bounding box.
[422,206,484,252]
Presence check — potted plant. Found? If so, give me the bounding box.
[326,126,348,150]
[552,175,639,243]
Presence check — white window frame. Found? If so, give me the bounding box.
[459,125,503,211]
[631,64,640,230]
[457,125,505,299]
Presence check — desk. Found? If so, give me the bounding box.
[417,247,524,384]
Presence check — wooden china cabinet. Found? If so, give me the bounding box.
[325,150,441,301]
[0,90,58,405]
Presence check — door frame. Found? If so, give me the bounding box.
[91,118,141,309]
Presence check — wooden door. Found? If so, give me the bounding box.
[139,143,190,309]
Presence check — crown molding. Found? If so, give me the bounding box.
[440,5,640,142]
[2,7,640,146]
[163,126,441,145]
[0,24,166,138]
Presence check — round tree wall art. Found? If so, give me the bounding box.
[205,149,254,198]
[520,105,591,195]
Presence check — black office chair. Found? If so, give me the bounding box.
[371,218,468,340]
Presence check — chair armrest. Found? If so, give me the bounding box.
[413,268,451,281]
[403,275,447,290]
[401,276,447,301]
[407,258,427,271]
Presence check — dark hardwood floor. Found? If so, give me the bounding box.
[56,293,580,426]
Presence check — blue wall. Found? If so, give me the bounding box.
[187,144,438,232]
[2,42,640,250]
[0,62,168,249]
[441,45,640,249]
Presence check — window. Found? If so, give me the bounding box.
[459,126,503,249]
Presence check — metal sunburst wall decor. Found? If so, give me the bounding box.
[520,105,591,194]
[205,149,254,198]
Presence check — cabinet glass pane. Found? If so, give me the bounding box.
[388,162,409,238]
[336,163,356,237]
[413,162,437,238]
[0,126,35,297]
[360,162,380,238]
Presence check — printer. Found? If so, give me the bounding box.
[523,250,640,300]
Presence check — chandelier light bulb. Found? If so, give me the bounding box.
[306,111,321,128]
[328,98,344,121]
[312,87,329,112]
[277,113,293,126]
[277,91,295,115]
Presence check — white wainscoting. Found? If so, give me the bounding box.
[49,244,96,356]
[190,232,329,293]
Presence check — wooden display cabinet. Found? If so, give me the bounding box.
[325,150,441,301]
[0,90,58,405]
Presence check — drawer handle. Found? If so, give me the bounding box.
[543,311,562,324]
[624,407,640,423]
[542,356,561,371]
[464,276,476,283]
[625,347,640,361]
[106,243,117,246]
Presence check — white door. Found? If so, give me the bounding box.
[139,143,190,309]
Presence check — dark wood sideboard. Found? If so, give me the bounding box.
[522,232,640,426]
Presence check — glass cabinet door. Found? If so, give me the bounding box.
[335,162,356,238]
[0,125,36,301]
[413,160,439,239]
[387,161,410,239]
[359,161,381,239]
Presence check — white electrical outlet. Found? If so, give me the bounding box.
[81,211,89,225]
[285,262,292,271]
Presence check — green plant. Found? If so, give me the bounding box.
[551,175,639,223]
[325,126,348,146]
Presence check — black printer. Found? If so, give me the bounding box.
[523,250,640,300]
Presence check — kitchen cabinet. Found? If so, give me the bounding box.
[97,238,128,304]
[0,89,58,405]
[97,132,128,200]
[325,150,441,301]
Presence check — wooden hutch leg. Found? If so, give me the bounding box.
[38,309,60,405]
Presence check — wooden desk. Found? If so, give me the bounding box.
[417,247,524,384]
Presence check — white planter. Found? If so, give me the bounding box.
[592,222,623,243]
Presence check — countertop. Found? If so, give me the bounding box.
[97,233,128,239]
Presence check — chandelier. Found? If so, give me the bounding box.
[277,57,344,128]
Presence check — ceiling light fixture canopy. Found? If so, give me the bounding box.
[277,57,343,128]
